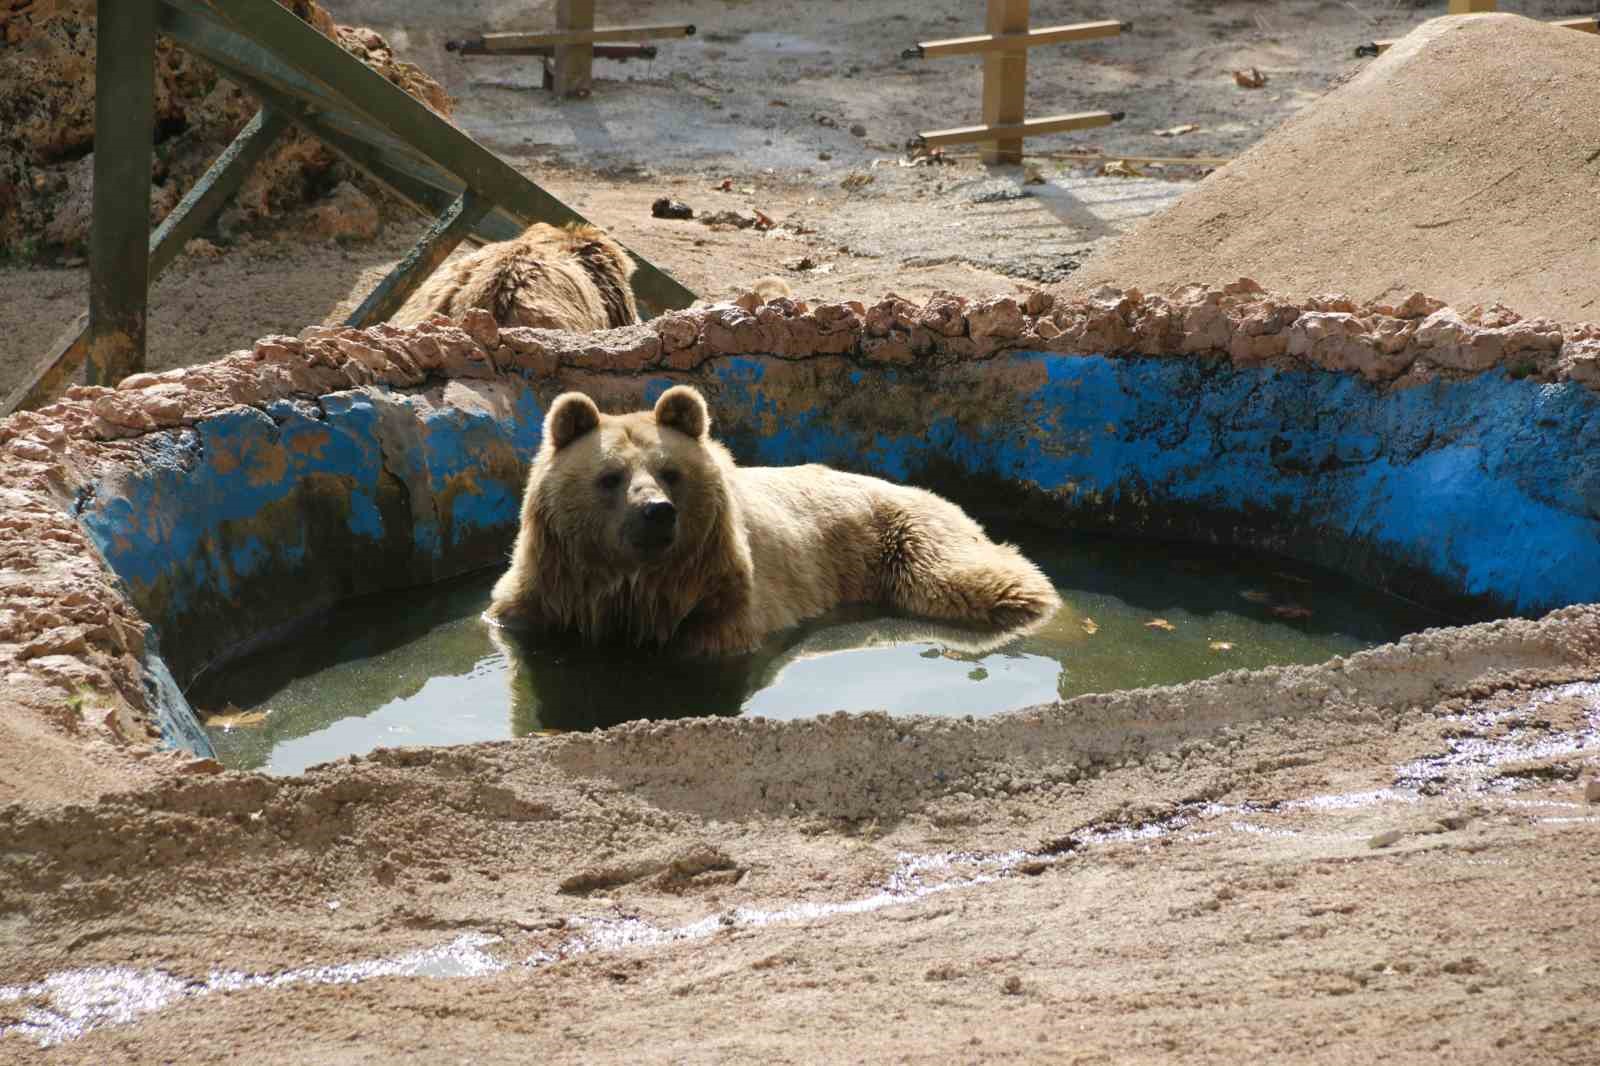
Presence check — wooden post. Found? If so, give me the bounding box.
[981,0,1030,166]
[553,0,595,98]
[1447,0,1497,12]
[87,0,157,388]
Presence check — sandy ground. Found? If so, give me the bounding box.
[6,2,1600,1061]
[14,0,1592,390]
[3,619,1599,1062]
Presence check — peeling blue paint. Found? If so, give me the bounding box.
[73,352,1600,745]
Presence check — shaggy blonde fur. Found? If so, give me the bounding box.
[488,386,1062,656]
[391,222,639,330]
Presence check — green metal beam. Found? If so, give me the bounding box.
[149,107,291,277]
[346,191,493,328]
[88,0,158,387]
[5,107,291,414]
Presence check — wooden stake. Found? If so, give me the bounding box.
[554,0,595,98]
[918,110,1121,149]
[88,0,156,388]
[1447,0,1497,12]
[479,23,692,50]
[916,19,1123,59]
[981,0,1030,166]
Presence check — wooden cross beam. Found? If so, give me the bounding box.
[911,19,1125,59]
[476,23,694,51]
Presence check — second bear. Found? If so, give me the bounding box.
[391,222,638,331]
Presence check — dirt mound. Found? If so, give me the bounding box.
[1066,14,1600,324]
[0,0,451,258]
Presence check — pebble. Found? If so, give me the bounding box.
[1368,829,1403,849]
[849,123,866,137]
[1001,975,1023,995]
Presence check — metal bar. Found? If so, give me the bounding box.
[149,107,290,278]
[7,108,289,414]
[981,0,1030,166]
[913,19,1126,59]
[346,192,493,327]
[554,0,596,97]
[1356,16,1595,56]
[447,39,659,60]
[3,315,88,416]
[916,110,1123,149]
[169,0,695,314]
[478,23,693,49]
[88,0,157,388]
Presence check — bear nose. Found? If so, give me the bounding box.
[643,500,676,526]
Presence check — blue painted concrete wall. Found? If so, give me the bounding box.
[77,352,1600,726]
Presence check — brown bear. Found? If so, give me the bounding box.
[487,386,1061,655]
[390,222,638,331]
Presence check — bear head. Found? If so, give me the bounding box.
[531,385,727,570]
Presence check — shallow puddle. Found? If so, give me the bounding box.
[193,526,1450,774]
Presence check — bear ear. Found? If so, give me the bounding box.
[545,392,601,450]
[653,385,709,440]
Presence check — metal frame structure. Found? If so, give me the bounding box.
[903,1,1129,165]
[6,0,696,415]
[1355,1,1598,57]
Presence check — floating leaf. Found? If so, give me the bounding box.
[1209,640,1236,652]
[1081,617,1099,635]
[1145,618,1177,632]
[967,666,989,682]
[1240,589,1273,604]
[205,704,269,730]
[1270,604,1313,620]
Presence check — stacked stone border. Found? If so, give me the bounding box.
[3,281,1599,787]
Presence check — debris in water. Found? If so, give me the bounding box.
[1153,124,1198,137]
[1208,641,1235,652]
[1233,67,1268,89]
[1081,617,1099,635]
[1240,590,1273,604]
[1145,618,1176,631]
[1270,604,1314,620]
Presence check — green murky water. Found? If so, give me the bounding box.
[194,526,1452,775]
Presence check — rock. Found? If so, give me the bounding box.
[1000,975,1024,995]
[849,123,867,138]
[179,757,226,775]
[1368,829,1403,849]
[651,197,694,220]
[967,297,1024,340]
[308,181,380,242]
[1585,778,1600,804]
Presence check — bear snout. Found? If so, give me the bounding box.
[642,500,677,527]
[627,498,678,556]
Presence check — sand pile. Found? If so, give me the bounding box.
[0,0,451,258]
[1068,14,1600,324]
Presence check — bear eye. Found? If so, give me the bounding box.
[659,468,682,487]
[596,472,623,491]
